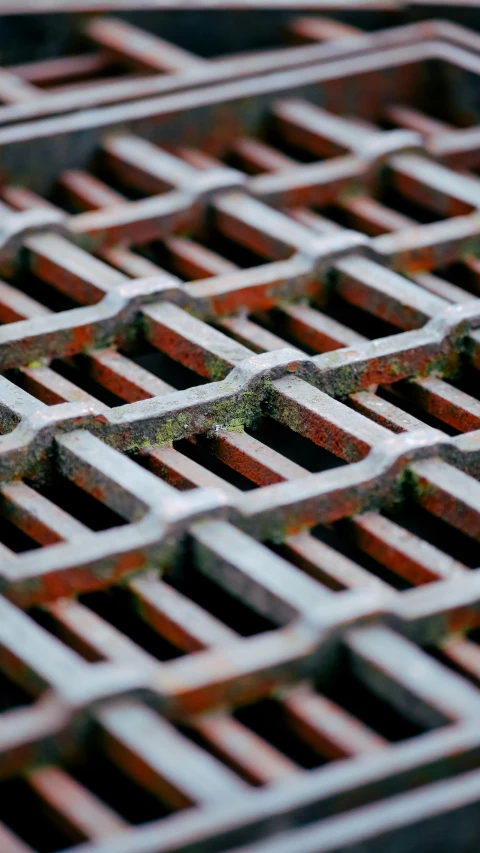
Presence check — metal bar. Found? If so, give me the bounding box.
[0,17,478,853]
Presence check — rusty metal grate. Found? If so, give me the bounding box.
[1,17,480,853]
[0,13,479,128]
[0,13,394,126]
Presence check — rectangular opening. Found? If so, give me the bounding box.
[233,698,326,769]
[79,587,183,662]
[70,746,174,824]
[169,557,277,637]
[385,502,480,569]
[248,416,347,474]
[323,647,428,741]
[312,521,412,591]
[125,345,208,392]
[33,476,129,533]
[0,778,73,852]
[0,672,34,713]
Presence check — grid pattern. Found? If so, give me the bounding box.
[0,15,479,128]
[0,17,480,853]
[0,13,392,127]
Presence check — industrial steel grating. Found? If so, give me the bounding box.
[1,16,480,853]
[0,11,479,128]
[0,12,403,126]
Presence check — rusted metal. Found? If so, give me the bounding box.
[0,12,389,126]
[1,14,480,853]
[0,14,480,129]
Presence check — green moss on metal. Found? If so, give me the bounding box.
[461,237,480,259]
[204,354,229,382]
[223,418,245,434]
[275,400,302,432]
[209,388,259,431]
[325,362,361,399]
[155,418,181,447]
[403,466,436,500]
[338,183,365,202]
[387,358,407,378]
[123,384,263,453]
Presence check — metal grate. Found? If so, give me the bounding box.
[0,17,480,853]
[0,14,478,128]
[0,13,394,126]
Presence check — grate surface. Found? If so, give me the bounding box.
[1,17,480,853]
[0,13,479,127]
[0,13,395,126]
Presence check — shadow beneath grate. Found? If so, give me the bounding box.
[0,778,72,852]
[248,416,347,474]
[323,647,428,741]
[70,743,174,824]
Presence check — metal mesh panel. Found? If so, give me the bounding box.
[0,17,480,853]
[0,14,478,127]
[0,13,392,126]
